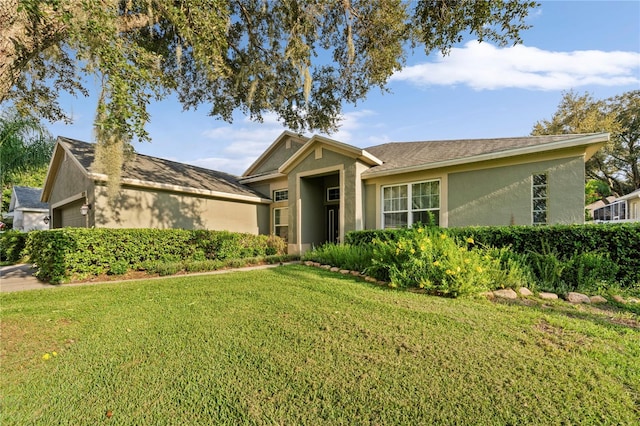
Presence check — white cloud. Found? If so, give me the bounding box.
[391,41,640,91]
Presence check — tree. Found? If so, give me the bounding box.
[0,108,55,213]
[532,90,640,196]
[1,0,538,193]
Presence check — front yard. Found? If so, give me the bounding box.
[1,265,638,424]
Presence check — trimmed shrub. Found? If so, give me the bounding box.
[25,228,287,283]
[0,230,27,263]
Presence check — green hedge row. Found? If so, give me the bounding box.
[26,228,287,283]
[345,223,640,287]
[0,230,28,263]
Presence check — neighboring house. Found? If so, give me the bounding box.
[5,186,50,231]
[585,195,616,220]
[592,188,640,223]
[41,132,608,254]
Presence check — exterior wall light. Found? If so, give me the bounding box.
[80,203,91,216]
[43,216,51,225]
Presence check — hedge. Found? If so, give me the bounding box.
[345,223,640,287]
[25,228,287,283]
[0,230,28,263]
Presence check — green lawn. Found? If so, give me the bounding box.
[1,265,638,425]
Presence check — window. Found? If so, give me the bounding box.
[273,189,288,202]
[382,180,440,228]
[532,173,548,225]
[327,187,340,202]
[273,207,288,241]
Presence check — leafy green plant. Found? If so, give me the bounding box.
[108,260,129,275]
[25,229,287,283]
[0,230,27,263]
[562,251,619,294]
[303,243,374,272]
[367,227,505,297]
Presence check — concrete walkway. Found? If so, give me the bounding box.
[0,264,55,292]
[1,262,299,293]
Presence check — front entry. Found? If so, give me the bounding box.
[326,205,339,244]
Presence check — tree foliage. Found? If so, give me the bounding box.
[532,90,640,196]
[0,108,54,213]
[1,0,538,191]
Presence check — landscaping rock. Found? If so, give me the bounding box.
[590,295,607,304]
[364,276,378,283]
[339,269,350,275]
[628,298,640,304]
[320,264,331,270]
[304,261,314,266]
[612,295,625,303]
[539,292,558,300]
[518,287,533,296]
[350,271,362,277]
[566,292,591,304]
[493,289,518,299]
[330,267,340,272]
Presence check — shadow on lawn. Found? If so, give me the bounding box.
[275,265,640,331]
[493,297,640,330]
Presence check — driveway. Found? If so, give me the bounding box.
[0,264,55,293]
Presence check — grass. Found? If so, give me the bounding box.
[1,265,639,425]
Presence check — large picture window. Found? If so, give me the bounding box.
[273,207,288,241]
[382,180,440,228]
[532,173,548,225]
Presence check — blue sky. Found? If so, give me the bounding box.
[45,0,640,176]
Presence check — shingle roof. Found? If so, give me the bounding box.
[12,186,48,210]
[58,137,267,200]
[362,134,598,176]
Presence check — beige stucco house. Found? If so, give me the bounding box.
[41,132,608,254]
[592,188,640,223]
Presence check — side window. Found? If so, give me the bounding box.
[532,173,548,225]
[273,207,288,241]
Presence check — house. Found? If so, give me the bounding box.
[40,137,271,233]
[592,188,640,223]
[41,132,609,254]
[585,195,616,220]
[5,186,50,231]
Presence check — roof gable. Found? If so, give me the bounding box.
[44,137,270,203]
[362,133,609,178]
[242,131,308,178]
[278,134,383,174]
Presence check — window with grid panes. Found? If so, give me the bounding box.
[382,180,440,228]
[532,173,548,225]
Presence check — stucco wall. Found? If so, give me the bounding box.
[48,154,93,206]
[95,186,268,234]
[448,156,585,226]
[251,138,305,175]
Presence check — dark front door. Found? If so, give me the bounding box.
[326,205,339,244]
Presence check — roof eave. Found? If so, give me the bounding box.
[278,135,383,174]
[362,133,610,179]
[238,172,286,184]
[89,173,272,204]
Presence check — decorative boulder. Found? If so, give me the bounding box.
[539,292,558,300]
[589,295,607,304]
[518,287,533,296]
[566,292,591,304]
[493,289,518,299]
